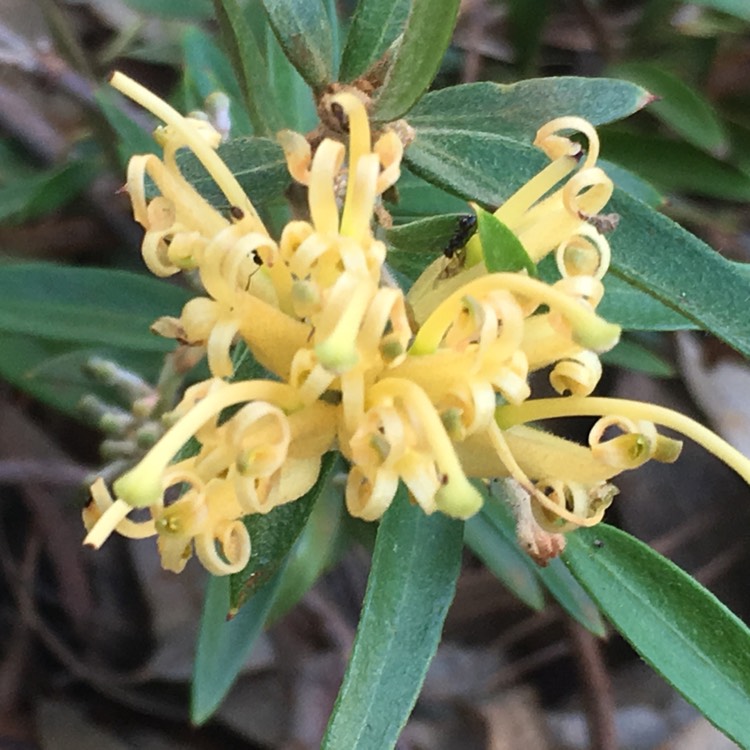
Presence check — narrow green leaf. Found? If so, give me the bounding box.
[599,159,663,208]
[600,335,677,378]
[406,130,548,207]
[0,161,94,224]
[610,63,727,154]
[322,487,463,749]
[407,78,651,139]
[173,136,291,210]
[601,130,750,201]
[536,559,606,637]
[476,204,536,275]
[122,0,213,18]
[385,169,469,223]
[213,0,284,135]
[266,456,347,622]
[192,569,283,724]
[372,0,461,122]
[485,481,605,635]
[265,20,318,132]
[688,0,750,22]
[386,213,467,254]
[181,25,253,136]
[565,524,750,747]
[229,453,338,611]
[507,0,550,73]
[599,274,695,331]
[466,500,545,611]
[340,0,410,82]
[608,189,750,360]
[0,264,189,350]
[261,0,334,91]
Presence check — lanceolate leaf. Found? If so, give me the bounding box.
[340,0,410,82]
[0,264,189,350]
[322,487,463,749]
[174,136,291,209]
[601,130,750,201]
[229,452,339,611]
[565,525,750,747]
[372,0,461,122]
[261,0,335,91]
[192,569,283,724]
[484,481,605,635]
[690,0,750,20]
[609,63,727,154]
[213,0,284,135]
[407,78,651,139]
[607,189,750,359]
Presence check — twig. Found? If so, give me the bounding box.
[565,617,617,750]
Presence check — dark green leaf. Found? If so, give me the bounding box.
[322,487,463,749]
[372,0,461,122]
[261,0,334,91]
[476,204,536,275]
[484,481,605,635]
[599,159,663,208]
[229,452,339,611]
[174,136,291,210]
[610,63,727,154]
[385,169,469,223]
[600,335,677,378]
[608,189,750,360]
[599,274,695,331]
[122,0,214,18]
[265,19,318,132]
[565,524,750,747]
[386,213,467,254]
[600,130,750,201]
[466,498,545,611]
[191,568,283,724]
[0,161,94,224]
[407,78,651,139]
[0,264,189,350]
[406,130,548,207]
[339,0,410,82]
[213,0,284,135]
[507,0,550,73]
[266,455,347,622]
[181,26,253,136]
[95,87,156,164]
[688,0,750,22]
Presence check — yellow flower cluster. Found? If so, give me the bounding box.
[83,73,750,572]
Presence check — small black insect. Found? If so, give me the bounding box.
[593,539,604,549]
[443,214,477,259]
[438,214,478,280]
[229,205,245,222]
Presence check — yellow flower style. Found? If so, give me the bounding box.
[84,73,750,572]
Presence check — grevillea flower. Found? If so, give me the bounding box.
[83,73,750,572]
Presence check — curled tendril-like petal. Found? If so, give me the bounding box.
[549,350,602,397]
[194,519,251,575]
[563,167,613,222]
[439,380,497,438]
[278,129,313,185]
[374,130,403,194]
[83,478,157,544]
[555,223,611,280]
[227,402,291,478]
[532,478,616,533]
[534,117,600,170]
[345,465,399,521]
[289,348,336,404]
[588,415,683,469]
[489,350,531,404]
